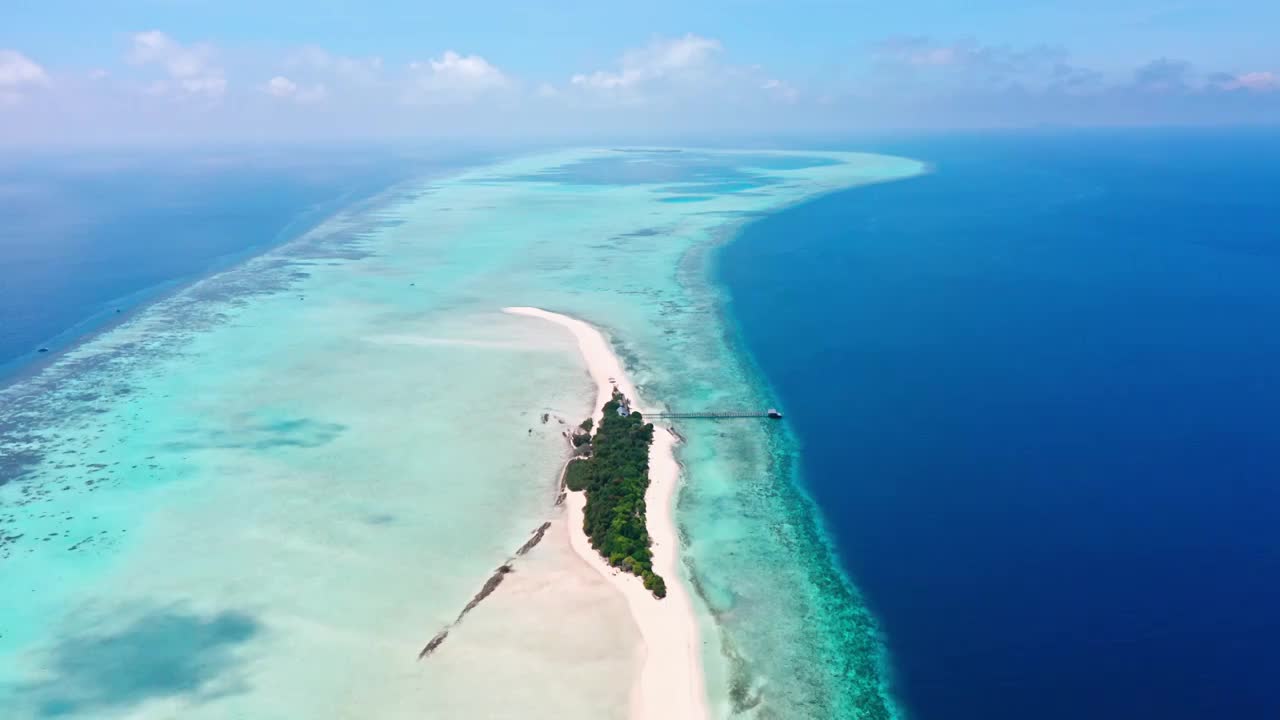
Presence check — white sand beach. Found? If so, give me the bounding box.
[504,307,709,720]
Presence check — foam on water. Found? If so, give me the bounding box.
[0,148,923,719]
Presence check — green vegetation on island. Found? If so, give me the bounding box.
[564,389,667,598]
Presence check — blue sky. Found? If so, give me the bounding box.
[2,1,1277,144]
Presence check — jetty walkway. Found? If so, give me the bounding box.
[645,409,784,420]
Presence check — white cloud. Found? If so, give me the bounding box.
[286,46,384,85]
[866,36,1110,100]
[570,34,721,91]
[267,47,382,106]
[0,50,50,105]
[761,77,799,103]
[261,75,328,103]
[875,39,962,67]
[1131,58,1193,93]
[7,29,1274,143]
[874,37,1077,80]
[875,39,963,68]
[403,51,508,104]
[264,75,297,97]
[562,34,796,111]
[1225,71,1280,93]
[128,30,226,100]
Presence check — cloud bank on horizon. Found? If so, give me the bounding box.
[1,0,1277,144]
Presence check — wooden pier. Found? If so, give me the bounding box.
[646,408,783,420]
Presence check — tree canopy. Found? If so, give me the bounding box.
[565,390,667,598]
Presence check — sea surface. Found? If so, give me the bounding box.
[12,133,1270,720]
[0,147,450,380]
[0,146,923,719]
[719,129,1280,719]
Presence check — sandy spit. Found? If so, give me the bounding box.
[503,306,709,720]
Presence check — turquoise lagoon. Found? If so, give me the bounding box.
[0,148,924,719]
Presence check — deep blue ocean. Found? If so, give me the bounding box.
[720,129,1280,719]
[0,147,450,379]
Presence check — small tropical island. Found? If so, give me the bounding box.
[565,389,667,598]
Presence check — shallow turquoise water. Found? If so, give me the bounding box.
[0,147,923,718]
